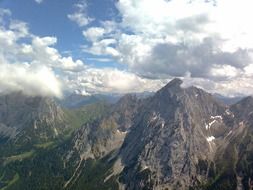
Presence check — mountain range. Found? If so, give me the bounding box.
[0,78,253,190]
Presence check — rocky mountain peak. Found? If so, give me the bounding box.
[156,78,183,95]
[118,79,229,189]
[230,96,253,122]
[164,78,183,88]
[235,96,253,106]
[114,94,138,107]
[110,94,141,131]
[0,92,63,123]
[0,92,67,143]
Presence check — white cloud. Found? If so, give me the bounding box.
[9,20,29,38]
[61,68,166,94]
[78,0,253,96]
[82,38,119,57]
[209,65,241,79]
[83,27,105,42]
[0,10,164,97]
[68,0,93,27]
[3,0,253,97]
[113,0,253,77]
[68,13,91,27]
[0,27,63,97]
[181,76,253,97]
[0,64,62,97]
[116,0,212,38]
[0,8,11,23]
[0,12,87,98]
[34,0,43,4]
[86,57,112,62]
[28,36,86,72]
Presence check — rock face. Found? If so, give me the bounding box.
[60,88,253,190]
[61,95,138,189]
[66,94,141,160]
[111,94,141,131]
[118,78,231,190]
[0,92,67,143]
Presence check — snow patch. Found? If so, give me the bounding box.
[225,130,233,139]
[206,136,215,142]
[142,165,149,170]
[205,120,217,130]
[104,158,124,183]
[210,115,222,120]
[161,121,165,128]
[149,112,164,127]
[54,128,58,136]
[116,129,128,135]
[34,122,37,130]
[151,114,158,121]
[205,115,223,130]
[225,109,234,117]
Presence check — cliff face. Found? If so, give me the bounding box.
[0,92,68,144]
[118,79,233,190]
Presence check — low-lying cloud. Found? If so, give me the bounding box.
[0,64,62,97]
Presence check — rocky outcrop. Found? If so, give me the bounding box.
[0,92,68,143]
[118,78,231,190]
[111,94,141,131]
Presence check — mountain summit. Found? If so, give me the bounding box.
[118,79,228,189]
[0,92,68,144]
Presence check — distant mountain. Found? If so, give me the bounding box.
[59,91,154,109]
[59,93,121,108]
[1,79,253,190]
[213,93,244,105]
[0,92,69,144]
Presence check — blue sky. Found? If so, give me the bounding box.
[1,0,253,97]
[1,0,120,68]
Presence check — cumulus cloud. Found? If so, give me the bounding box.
[0,64,62,97]
[83,27,105,42]
[82,22,121,57]
[0,8,11,24]
[0,9,164,97]
[126,38,251,80]
[0,12,87,98]
[68,0,93,27]
[114,0,253,78]
[181,76,253,97]
[3,0,253,97]
[80,0,253,96]
[34,0,43,4]
[61,68,166,94]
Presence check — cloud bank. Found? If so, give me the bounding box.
[2,0,253,98]
[0,8,165,98]
[0,64,62,97]
[80,0,253,96]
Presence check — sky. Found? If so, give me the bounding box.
[1,0,253,98]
